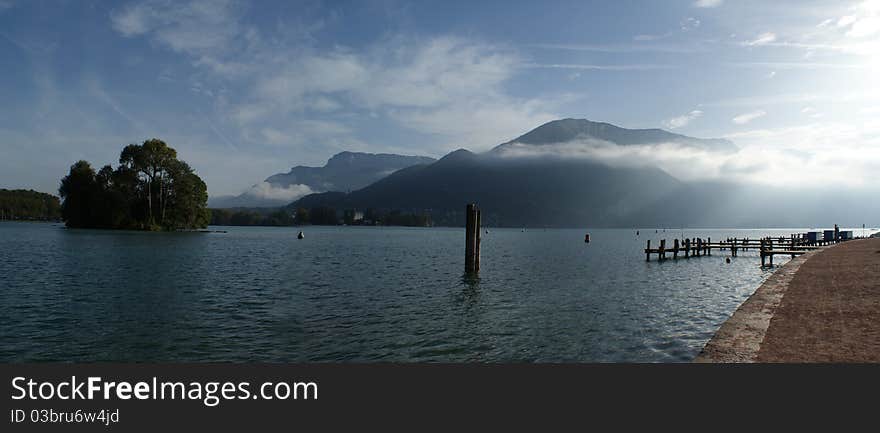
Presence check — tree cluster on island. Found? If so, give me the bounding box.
[59,139,210,230]
[0,189,61,221]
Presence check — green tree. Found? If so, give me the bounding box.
[0,189,61,221]
[59,160,98,228]
[59,139,209,230]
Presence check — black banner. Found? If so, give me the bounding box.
[2,364,877,431]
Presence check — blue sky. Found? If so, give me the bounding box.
[1,0,879,198]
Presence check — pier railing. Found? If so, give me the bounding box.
[644,233,845,266]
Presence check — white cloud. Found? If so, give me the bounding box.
[743,32,777,46]
[828,2,880,38]
[109,1,562,163]
[838,15,858,28]
[693,0,723,8]
[110,0,243,54]
[801,106,822,118]
[633,33,671,41]
[680,17,701,31]
[523,63,674,71]
[732,110,766,124]
[847,16,880,37]
[245,181,313,202]
[492,119,880,189]
[664,110,703,129]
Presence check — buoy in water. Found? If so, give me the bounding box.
[636,230,639,236]
[584,233,591,243]
[297,231,304,239]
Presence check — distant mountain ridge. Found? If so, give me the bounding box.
[209,151,436,208]
[266,151,436,191]
[493,118,736,152]
[291,146,682,227]
[279,118,878,228]
[289,118,739,226]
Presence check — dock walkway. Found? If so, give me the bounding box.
[696,238,880,362]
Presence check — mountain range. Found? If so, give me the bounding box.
[210,118,876,227]
[208,151,435,208]
[288,119,738,227]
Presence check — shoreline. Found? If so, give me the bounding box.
[696,238,880,362]
[694,249,821,362]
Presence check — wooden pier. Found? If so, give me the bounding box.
[644,233,844,267]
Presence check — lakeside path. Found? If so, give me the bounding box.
[696,238,880,362]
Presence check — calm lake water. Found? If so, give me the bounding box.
[1,222,810,362]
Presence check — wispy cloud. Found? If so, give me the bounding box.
[680,17,701,31]
[801,106,822,118]
[110,0,244,55]
[836,0,880,38]
[528,42,708,54]
[729,61,867,69]
[742,32,777,46]
[522,63,675,71]
[664,110,703,129]
[110,3,561,161]
[693,0,723,8]
[732,110,766,125]
[633,32,672,41]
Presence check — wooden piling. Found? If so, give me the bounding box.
[673,238,679,259]
[760,239,766,267]
[646,239,651,261]
[465,203,480,273]
[475,209,481,272]
[660,239,666,260]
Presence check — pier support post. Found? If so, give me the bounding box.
[760,239,765,267]
[646,240,651,261]
[685,238,690,258]
[673,238,679,259]
[464,203,480,274]
[660,239,666,260]
[707,237,711,255]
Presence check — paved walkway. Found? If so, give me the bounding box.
[697,238,880,362]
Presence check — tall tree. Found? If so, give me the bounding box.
[60,140,209,230]
[59,160,97,228]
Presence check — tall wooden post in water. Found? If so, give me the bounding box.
[465,203,481,274]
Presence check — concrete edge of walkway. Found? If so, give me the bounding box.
[693,247,828,363]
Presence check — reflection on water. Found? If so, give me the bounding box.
[1,222,805,362]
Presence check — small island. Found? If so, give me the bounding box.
[59,139,210,230]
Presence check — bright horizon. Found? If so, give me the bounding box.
[1,0,879,198]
